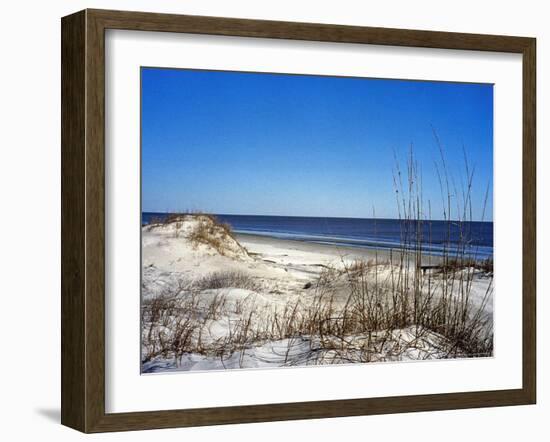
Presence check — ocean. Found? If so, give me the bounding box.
[142,212,493,259]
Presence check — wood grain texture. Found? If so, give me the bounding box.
[89,8,532,52]
[522,38,536,402]
[61,10,86,432]
[60,8,537,433]
[85,9,107,433]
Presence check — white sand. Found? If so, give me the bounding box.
[141,216,493,373]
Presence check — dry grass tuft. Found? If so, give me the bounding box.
[187,216,237,256]
[194,271,260,291]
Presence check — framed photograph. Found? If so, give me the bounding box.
[61,9,536,433]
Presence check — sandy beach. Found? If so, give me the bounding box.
[141,215,493,373]
[237,232,443,268]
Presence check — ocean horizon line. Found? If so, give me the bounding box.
[142,211,493,224]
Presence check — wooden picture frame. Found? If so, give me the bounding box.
[61,8,536,433]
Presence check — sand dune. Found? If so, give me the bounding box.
[141,215,493,373]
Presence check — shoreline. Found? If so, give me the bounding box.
[235,232,443,266]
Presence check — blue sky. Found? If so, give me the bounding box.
[141,68,493,221]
